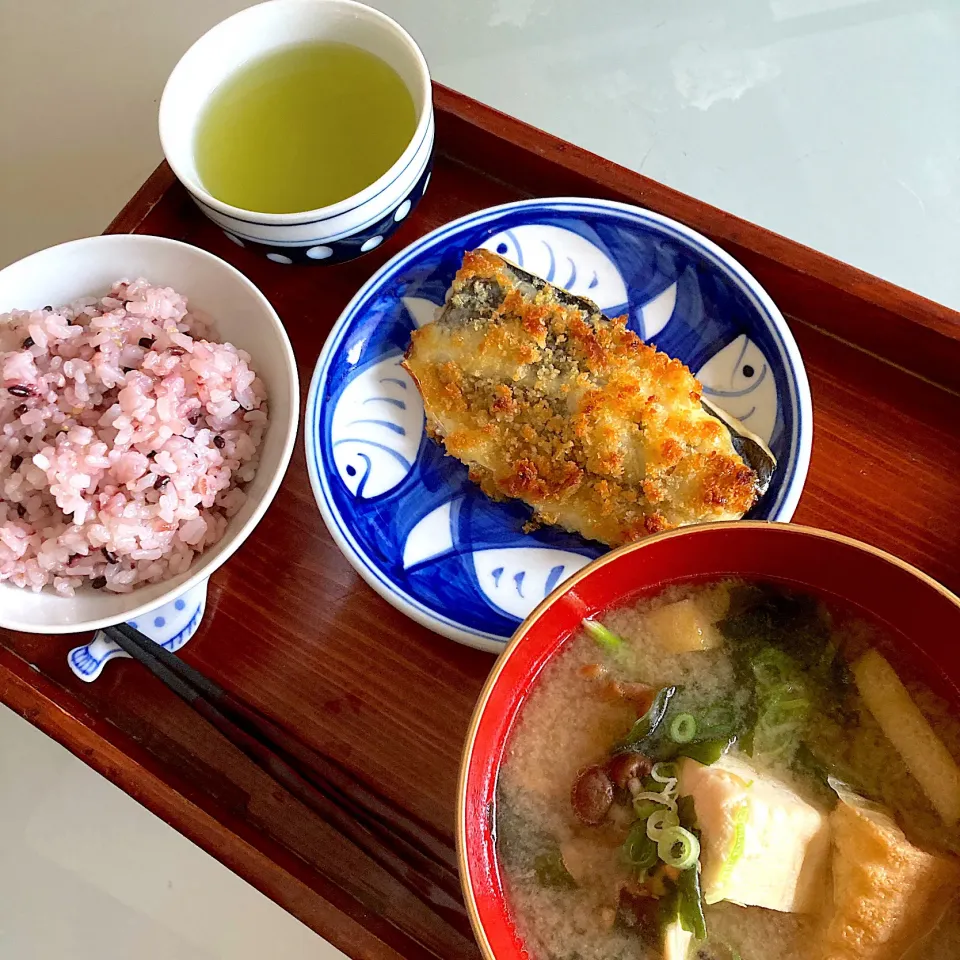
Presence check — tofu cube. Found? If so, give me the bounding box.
[663,918,693,960]
[678,755,830,913]
[642,598,720,653]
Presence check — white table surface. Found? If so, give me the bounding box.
[0,704,342,959]
[3,0,959,311]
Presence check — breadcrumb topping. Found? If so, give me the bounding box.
[403,249,758,546]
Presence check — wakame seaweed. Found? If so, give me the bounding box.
[496,788,573,881]
[659,857,708,941]
[533,849,577,889]
[720,585,852,690]
[719,586,828,661]
[617,684,749,765]
[720,584,854,764]
[615,686,680,753]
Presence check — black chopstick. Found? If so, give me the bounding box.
[102,624,469,933]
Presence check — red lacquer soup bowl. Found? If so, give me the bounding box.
[456,521,960,959]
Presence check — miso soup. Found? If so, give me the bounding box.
[495,581,960,960]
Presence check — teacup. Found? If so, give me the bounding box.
[159,0,434,265]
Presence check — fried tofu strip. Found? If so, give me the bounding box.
[821,799,960,960]
[854,650,960,827]
[403,250,762,546]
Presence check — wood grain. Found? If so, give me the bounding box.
[4,82,960,958]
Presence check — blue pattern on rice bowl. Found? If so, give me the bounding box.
[0,280,267,595]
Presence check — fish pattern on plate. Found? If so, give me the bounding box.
[308,201,807,652]
[329,354,424,499]
[696,333,778,447]
[400,495,594,621]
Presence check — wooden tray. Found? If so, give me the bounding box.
[4,84,960,960]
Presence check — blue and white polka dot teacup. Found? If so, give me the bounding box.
[160,0,434,265]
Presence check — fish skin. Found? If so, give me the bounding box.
[480,224,628,311]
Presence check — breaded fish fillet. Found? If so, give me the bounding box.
[403,249,771,547]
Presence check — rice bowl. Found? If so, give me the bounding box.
[0,234,298,634]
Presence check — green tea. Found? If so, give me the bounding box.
[194,41,417,214]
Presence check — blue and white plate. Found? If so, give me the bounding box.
[306,199,813,653]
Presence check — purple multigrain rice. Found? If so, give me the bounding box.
[1,278,268,596]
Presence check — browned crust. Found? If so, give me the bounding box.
[402,249,759,546]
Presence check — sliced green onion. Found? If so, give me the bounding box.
[622,821,659,870]
[658,826,700,869]
[633,798,663,820]
[634,790,677,813]
[669,714,697,743]
[634,789,665,803]
[759,719,802,739]
[581,618,622,650]
[651,761,679,783]
[715,804,748,891]
[751,647,796,684]
[646,807,680,841]
[680,737,735,766]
